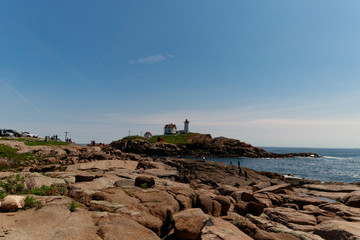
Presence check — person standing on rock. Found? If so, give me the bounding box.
[202,156,205,162]
[238,161,242,175]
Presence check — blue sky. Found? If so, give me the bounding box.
[1,1,360,147]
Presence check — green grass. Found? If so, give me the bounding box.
[0,138,69,146]
[30,184,66,196]
[23,140,69,146]
[149,132,203,144]
[121,132,207,145]
[0,145,39,170]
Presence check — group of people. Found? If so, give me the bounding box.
[201,156,248,180]
[44,135,72,143]
[45,135,59,141]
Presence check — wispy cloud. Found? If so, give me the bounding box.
[129,54,173,65]
[89,55,106,75]
[0,78,43,115]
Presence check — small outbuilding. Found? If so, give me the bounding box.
[144,132,152,138]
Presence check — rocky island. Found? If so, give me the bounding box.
[110,133,319,158]
[0,137,358,240]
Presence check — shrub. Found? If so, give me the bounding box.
[69,201,78,212]
[30,184,66,196]
[0,174,25,194]
[24,196,42,210]
[30,185,55,196]
[24,196,35,208]
[0,191,8,199]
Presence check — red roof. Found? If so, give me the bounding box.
[164,124,176,129]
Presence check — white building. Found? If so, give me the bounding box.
[164,123,177,135]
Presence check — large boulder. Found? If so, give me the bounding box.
[212,200,222,217]
[1,195,26,211]
[197,194,213,214]
[202,217,253,240]
[234,201,264,216]
[264,207,317,232]
[279,194,328,208]
[303,184,360,193]
[256,183,293,194]
[74,172,103,182]
[253,193,273,208]
[265,192,284,206]
[302,204,327,216]
[70,176,118,192]
[246,214,325,240]
[253,229,299,240]
[319,202,360,221]
[241,192,258,203]
[218,185,238,196]
[25,172,66,189]
[234,202,247,216]
[173,208,209,240]
[88,188,163,236]
[135,176,155,188]
[240,192,273,207]
[163,184,196,210]
[98,214,160,240]
[230,188,253,203]
[213,196,231,216]
[127,188,180,224]
[341,190,360,208]
[314,220,360,240]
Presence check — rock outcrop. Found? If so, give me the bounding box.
[110,136,319,158]
[314,220,360,240]
[0,139,360,240]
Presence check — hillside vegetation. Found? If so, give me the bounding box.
[0,138,69,146]
[0,145,38,170]
[122,132,210,145]
[114,133,319,158]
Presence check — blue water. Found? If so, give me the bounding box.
[193,147,360,183]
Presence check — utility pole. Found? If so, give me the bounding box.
[65,131,68,141]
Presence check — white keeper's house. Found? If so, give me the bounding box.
[164,123,177,135]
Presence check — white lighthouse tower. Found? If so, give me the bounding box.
[184,119,190,133]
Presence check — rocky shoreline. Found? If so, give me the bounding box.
[0,140,358,239]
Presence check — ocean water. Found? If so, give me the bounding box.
[192,147,360,183]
